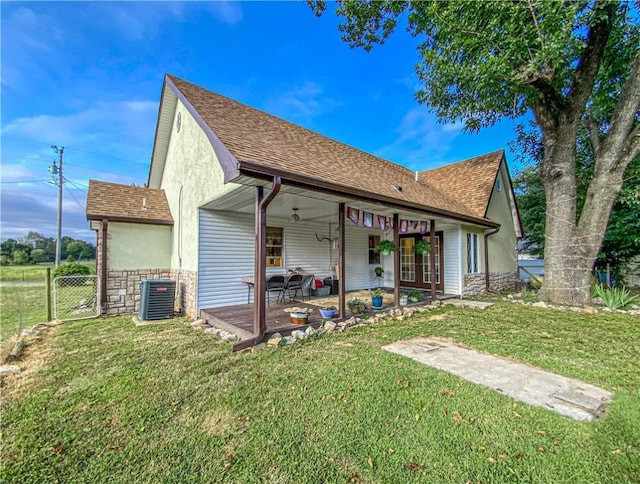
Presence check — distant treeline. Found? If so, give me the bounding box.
[1,231,95,265]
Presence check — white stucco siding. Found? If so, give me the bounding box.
[107,222,171,270]
[160,99,242,272]
[486,162,518,273]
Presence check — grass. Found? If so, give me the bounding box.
[0,286,48,351]
[1,303,639,483]
[0,261,95,283]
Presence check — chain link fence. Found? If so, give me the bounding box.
[53,275,100,321]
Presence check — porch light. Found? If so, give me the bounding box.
[291,207,300,223]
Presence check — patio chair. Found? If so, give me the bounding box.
[266,275,286,305]
[299,274,315,301]
[284,274,304,303]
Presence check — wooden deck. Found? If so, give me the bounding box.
[200,300,326,339]
[200,290,459,341]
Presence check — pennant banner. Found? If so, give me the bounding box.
[363,212,373,228]
[347,207,360,225]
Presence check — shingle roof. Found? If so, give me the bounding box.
[86,180,173,225]
[166,75,491,224]
[421,151,504,218]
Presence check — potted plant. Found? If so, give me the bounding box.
[374,266,384,277]
[347,297,367,314]
[414,239,432,255]
[319,305,337,318]
[369,288,384,309]
[284,306,313,324]
[375,239,396,256]
[408,290,423,303]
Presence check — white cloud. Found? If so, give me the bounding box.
[2,100,157,150]
[374,106,463,171]
[264,81,341,121]
[206,1,244,24]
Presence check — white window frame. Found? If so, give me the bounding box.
[467,233,480,274]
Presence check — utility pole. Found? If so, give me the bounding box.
[50,145,64,267]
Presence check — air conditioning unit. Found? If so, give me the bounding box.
[139,279,176,320]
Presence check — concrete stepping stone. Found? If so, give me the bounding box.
[383,337,612,421]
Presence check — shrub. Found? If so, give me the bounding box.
[347,297,367,313]
[591,284,639,309]
[53,262,92,285]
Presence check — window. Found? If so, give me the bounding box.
[496,176,502,192]
[368,235,381,264]
[266,227,283,268]
[467,233,479,273]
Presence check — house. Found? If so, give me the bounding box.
[86,74,522,347]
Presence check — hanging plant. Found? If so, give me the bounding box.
[414,239,432,255]
[375,239,396,255]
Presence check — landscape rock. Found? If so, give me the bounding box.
[203,327,220,335]
[0,365,21,377]
[219,331,237,341]
[305,326,316,336]
[267,333,283,347]
[282,336,294,345]
[532,301,548,309]
[291,330,308,340]
[323,321,337,331]
[20,329,39,337]
[251,343,266,352]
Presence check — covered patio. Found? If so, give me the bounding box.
[200,289,459,340]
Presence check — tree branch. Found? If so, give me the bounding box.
[566,2,616,118]
[586,115,601,155]
[620,122,640,167]
[599,50,640,161]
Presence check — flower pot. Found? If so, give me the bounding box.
[381,250,391,256]
[409,297,419,303]
[371,296,383,309]
[319,308,336,318]
[290,312,310,325]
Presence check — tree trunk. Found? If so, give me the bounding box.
[536,126,595,306]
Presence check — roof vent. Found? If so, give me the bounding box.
[394,185,403,192]
[141,197,148,211]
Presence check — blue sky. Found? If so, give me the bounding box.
[1,1,524,243]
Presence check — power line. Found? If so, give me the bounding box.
[63,178,88,191]
[65,146,149,166]
[0,179,50,184]
[64,184,85,211]
[2,135,150,166]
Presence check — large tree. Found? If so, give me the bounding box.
[310,0,640,305]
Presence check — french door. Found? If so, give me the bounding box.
[399,232,444,291]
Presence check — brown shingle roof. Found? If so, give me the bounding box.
[166,75,491,224]
[86,180,173,225]
[421,151,504,218]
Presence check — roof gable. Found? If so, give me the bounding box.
[86,180,173,225]
[161,74,493,225]
[421,151,504,218]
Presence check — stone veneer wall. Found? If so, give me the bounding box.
[104,269,197,319]
[462,271,518,297]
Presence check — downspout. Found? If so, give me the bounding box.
[484,227,500,294]
[100,219,108,314]
[233,177,281,352]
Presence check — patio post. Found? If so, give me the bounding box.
[430,219,436,301]
[233,178,281,352]
[338,202,346,319]
[393,213,400,308]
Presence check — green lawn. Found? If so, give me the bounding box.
[1,303,639,483]
[0,261,95,283]
[0,286,48,348]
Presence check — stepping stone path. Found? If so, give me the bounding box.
[383,337,612,421]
